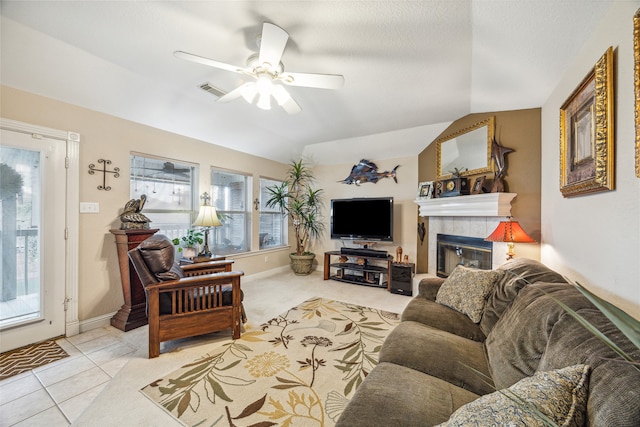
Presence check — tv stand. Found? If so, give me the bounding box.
[324,250,392,289]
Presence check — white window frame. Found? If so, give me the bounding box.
[210,168,251,255]
[258,177,287,250]
[129,153,198,242]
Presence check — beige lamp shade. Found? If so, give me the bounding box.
[192,192,221,258]
[193,205,222,227]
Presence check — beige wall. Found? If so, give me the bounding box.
[541,2,640,318]
[417,108,542,272]
[1,85,292,322]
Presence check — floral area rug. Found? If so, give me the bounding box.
[141,297,400,426]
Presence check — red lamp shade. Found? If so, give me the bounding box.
[485,219,535,260]
[485,220,535,243]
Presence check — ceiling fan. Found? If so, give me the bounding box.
[174,22,344,114]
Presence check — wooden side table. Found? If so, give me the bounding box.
[179,255,225,265]
[110,228,158,331]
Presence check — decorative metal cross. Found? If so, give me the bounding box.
[88,159,120,191]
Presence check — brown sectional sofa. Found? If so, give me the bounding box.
[336,258,640,426]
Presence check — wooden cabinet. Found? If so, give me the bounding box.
[109,228,158,331]
[389,262,415,296]
[324,251,392,289]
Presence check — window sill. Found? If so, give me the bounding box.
[222,245,291,259]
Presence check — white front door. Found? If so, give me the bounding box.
[0,129,67,352]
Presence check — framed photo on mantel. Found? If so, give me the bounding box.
[559,46,614,197]
[471,176,486,194]
[417,181,434,199]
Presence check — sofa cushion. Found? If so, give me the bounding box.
[440,364,590,427]
[436,266,505,323]
[480,258,567,336]
[379,321,494,396]
[335,362,480,427]
[485,282,595,389]
[538,308,640,426]
[401,297,486,342]
[138,234,177,279]
[416,276,446,301]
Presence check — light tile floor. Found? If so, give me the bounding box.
[0,325,144,426]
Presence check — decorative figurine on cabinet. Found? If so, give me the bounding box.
[119,194,151,230]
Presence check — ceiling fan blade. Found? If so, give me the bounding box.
[174,50,243,74]
[279,72,345,90]
[272,85,301,114]
[217,82,256,103]
[258,23,289,71]
[280,97,301,114]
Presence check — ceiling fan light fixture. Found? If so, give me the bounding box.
[256,92,271,110]
[176,23,342,116]
[272,84,291,106]
[247,53,284,75]
[255,74,274,96]
[241,84,258,104]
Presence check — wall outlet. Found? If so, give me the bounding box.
[264,256,269,263]
[80,202,99,213]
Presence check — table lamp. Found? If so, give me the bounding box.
[192,192,222,257]
[485,217,535,261]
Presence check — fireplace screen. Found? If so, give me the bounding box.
[436,234,492,278]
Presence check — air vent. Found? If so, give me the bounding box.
[199,82,226,98]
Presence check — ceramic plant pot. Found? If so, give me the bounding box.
[182,247,197,259]
[289,253,315,275]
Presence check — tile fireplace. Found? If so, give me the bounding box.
[436,234,492,277]
[415,193,518,275]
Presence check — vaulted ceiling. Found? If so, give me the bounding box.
[1,1,611,164]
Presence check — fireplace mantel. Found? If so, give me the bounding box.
[415,193,516,217]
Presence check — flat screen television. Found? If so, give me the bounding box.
[330,197,394,241]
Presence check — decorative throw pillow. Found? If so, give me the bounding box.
[439,364,591,427]
[436,266,504,323]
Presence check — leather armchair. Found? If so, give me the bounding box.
[128,234,245,358]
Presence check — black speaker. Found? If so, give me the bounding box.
[390,263,414,296]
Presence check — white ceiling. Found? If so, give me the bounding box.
[0,1,611,165]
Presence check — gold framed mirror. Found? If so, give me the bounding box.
[436,116,495,179]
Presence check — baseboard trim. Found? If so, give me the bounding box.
[66,320,80,337]
[78,312,117,334]
[243,265,291,283]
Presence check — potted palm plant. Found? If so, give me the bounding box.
[265,159,325,275]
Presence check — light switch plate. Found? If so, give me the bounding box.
[80,202,99,213]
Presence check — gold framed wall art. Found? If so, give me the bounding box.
[635,8,640,178]
[559,46,614,197]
